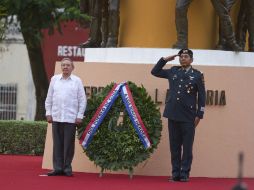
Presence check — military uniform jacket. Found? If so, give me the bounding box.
[151,58,206,122]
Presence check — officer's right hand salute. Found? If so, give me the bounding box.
[163,54,179,62]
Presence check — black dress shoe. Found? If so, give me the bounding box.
[64,172,73,177]
[168,176,180,182]
[47,170,64,176]
[180,176,189,182]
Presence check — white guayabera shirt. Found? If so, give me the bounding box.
[45,74,87,123]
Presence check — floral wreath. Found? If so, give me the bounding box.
[77,81,162,177]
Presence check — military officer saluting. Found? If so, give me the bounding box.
[151,49,206,182]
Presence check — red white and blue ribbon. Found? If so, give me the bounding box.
[79,83,124,149]
[120,84,151,149]
[79,83,151,149]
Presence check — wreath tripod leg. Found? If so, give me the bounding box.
[99,168,104,177]
[128,168,133,179]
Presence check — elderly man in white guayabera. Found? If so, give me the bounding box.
[45,58,87,177]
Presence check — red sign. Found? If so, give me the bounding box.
[41,21,89,80]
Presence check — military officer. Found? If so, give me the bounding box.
[151,49,206,182]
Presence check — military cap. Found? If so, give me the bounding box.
[178,49,193,58]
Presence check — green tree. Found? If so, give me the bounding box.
[0,5,7,39]
[0,0,88,120]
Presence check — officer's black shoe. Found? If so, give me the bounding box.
[168,176,180,182]
[47,170,64,176]
[180,175,190,182]
[64,172,73,177]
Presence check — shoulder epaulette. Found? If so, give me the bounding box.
[192,68,203,75]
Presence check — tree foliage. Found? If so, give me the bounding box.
[0,0,88,120]
[0,4,7,39]
[1,0,88,43]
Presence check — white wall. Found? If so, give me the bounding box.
[0,42,36,120]
[85,48,254,67]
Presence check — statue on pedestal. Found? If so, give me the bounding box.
[236,0,254,52]
[80,0,120,48]
[172,0,247,51]
[210,0,241,51]
[172,0,192,49]
[215,0,236,50]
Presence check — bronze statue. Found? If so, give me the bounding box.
[236,0,254,52]
[172,0,192,49]
[172,0,243,51]
[80,0,120,48]
[215,0,236,50]
[211,0,241,51]
[79,0,91,29]
[246,0,254,52]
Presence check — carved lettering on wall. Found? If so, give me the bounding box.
[84,86,226,106]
